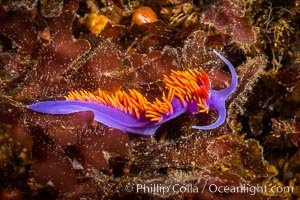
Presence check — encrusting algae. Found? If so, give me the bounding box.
[78,1,109,35]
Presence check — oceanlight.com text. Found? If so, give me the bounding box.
[124,183,294,196]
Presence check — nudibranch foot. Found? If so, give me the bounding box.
[27,50,237,135]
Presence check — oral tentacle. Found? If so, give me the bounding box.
[192,103,226,130]
[192,50,237,130]
[212,50,238,98]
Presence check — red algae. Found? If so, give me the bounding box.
[202,0,256,45]
[78,125,130,170]
[70,40,124,92]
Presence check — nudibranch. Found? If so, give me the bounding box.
[28,50,237,135]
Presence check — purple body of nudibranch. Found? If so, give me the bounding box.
[28,50,238,135]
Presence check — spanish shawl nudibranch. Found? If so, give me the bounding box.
[28,50,237,135]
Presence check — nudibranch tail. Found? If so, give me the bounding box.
[27,50,237,135]
[28,100,161,135]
